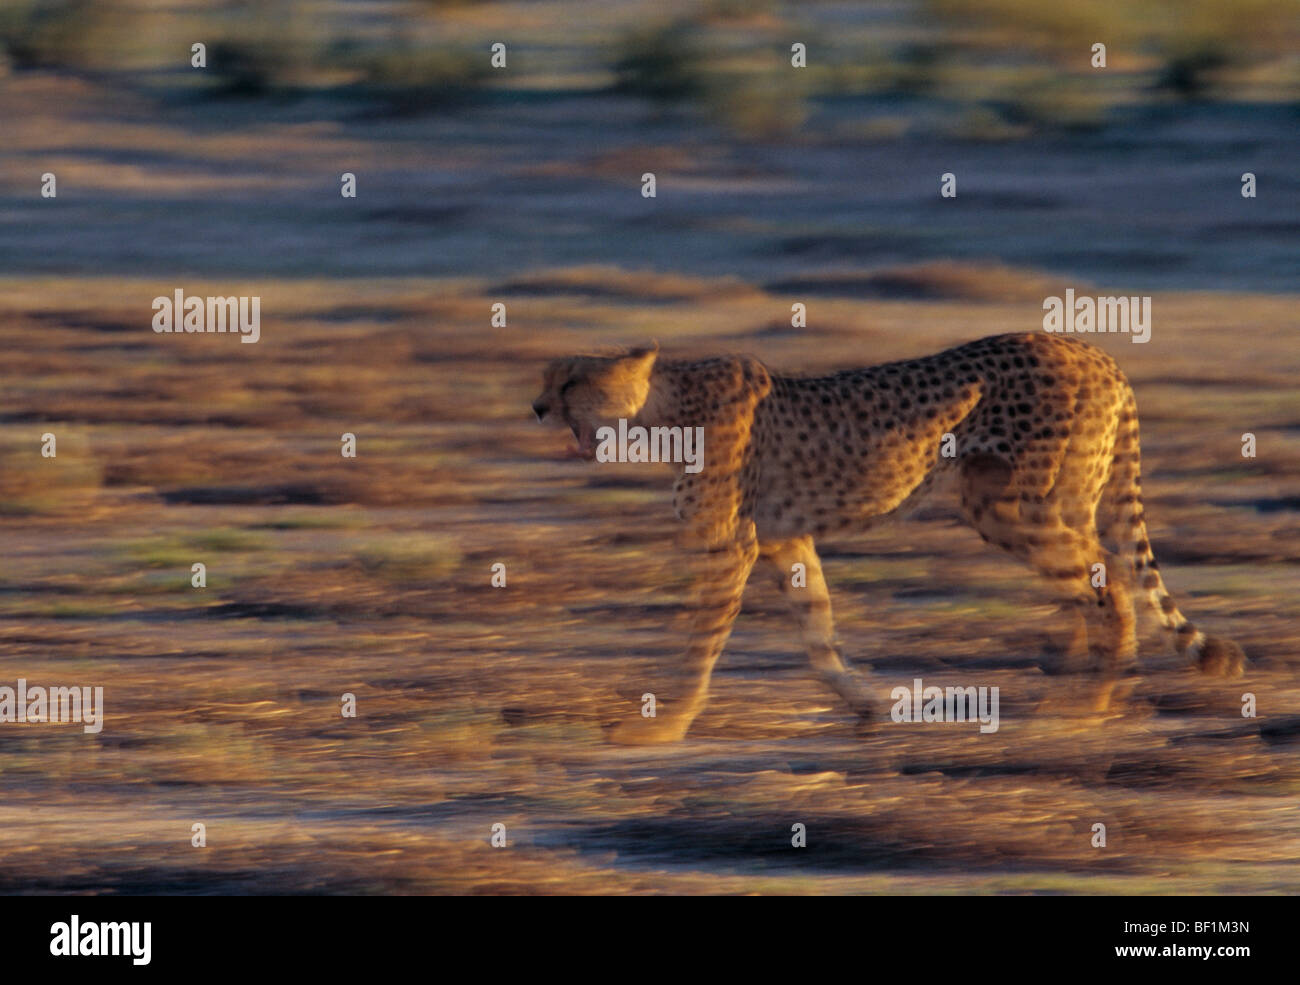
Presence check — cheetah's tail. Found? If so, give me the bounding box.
[1100,387,1245,677]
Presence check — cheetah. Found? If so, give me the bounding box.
[532,333,1246,744]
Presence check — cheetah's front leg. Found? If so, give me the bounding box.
[761,536,874,723]
[605,525,759,744]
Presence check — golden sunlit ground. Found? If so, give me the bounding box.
[1,271,1296,894]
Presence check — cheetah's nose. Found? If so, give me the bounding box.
[532,400,549,421]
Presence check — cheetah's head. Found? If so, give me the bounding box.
[532,344,658,459]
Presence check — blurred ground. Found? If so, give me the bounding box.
[0,273,1297,894]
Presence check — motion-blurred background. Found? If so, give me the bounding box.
[0,0,1297,894]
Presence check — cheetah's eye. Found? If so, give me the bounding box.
[560,380,576,396]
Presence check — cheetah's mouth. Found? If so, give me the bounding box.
[566,421,598,461]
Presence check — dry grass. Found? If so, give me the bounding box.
[0,269,1296,893]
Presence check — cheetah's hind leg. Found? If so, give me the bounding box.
[957,452,1140,716]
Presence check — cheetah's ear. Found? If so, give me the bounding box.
[627,340,658,357]
[623,341,659,373]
